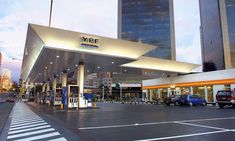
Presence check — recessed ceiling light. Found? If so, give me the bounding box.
[112,62,114,64]
[124,69,127,72]
[75,64,78,67]
[56,55,60,58]
[67,68,70,71]
[45,67,48,69]
[50,62,53,64]
[97,66,100,69]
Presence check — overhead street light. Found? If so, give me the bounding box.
[12,58,22,61]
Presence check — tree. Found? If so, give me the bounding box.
[10,81,19,92]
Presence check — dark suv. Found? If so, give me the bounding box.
[163,95,180,106]
[216,90,235,108]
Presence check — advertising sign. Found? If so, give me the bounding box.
[81,36,99,48]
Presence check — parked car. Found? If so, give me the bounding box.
[163,95,180,106]
[176,94,207,106]
[216,90,235,108]
[5,97,14,103]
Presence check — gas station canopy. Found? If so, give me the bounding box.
[21,24,200,83]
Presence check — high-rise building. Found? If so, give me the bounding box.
[118,0,175,60]
[200,0,235,72]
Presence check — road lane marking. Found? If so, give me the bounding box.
[10,122,48,131]
[11,119,44,125]
[7,102,67,141]
[135,130,229,141]
[10,120,45,128]
[174,122,229,131]
[12,117,42,123]
[79,116,235,130]
[48,137,68,141]
[13,132,60,141]
[8,125,51,134]
[7,128,55,139]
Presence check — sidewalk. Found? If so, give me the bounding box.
[6,102,67,141]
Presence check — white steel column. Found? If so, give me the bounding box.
[53,77,57,93]
[42,82,46,92]
[204,86,208,102]
[78,62,87,108]
[149,89,153,101]
[61,73,67,87]
[46,81,50,92]
[190,87,193,94]
[231,84,235,90]
[79,63,84,95]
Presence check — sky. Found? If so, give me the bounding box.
[0,0,201,82]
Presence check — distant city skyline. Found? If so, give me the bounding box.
[0,0,201,82]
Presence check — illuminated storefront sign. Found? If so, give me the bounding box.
[81,36,99,48]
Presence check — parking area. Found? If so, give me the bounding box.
[27,102,235,141]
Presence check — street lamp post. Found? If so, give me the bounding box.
[102,85,104,101]
[49,0,53,27]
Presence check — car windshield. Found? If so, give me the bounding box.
[189,95,200,99]
[181,95,188,98]
[217,91,231,96]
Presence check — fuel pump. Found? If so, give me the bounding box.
[62,87,67,109]
[68,85,79,109]
[54,88,62,106]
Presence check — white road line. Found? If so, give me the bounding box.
[12,119,44,125]
[135,130,229,141]
[48,137,68,141]
[7,103,67,141]
[12,116,40,120]
[13,132,60,141]
[10,122,48,131]
[8,125,51,134]
[7,128,55,139]
[174,122,229,131]
[10,120,45,128]
[79,116,235,130]
[178,117,235,123]
[12,117,42,123]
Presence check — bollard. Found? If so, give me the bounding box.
[93,103,96,108]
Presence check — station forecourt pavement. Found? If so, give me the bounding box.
[16,102,235,141]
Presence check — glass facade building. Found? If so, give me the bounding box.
[118,0,175,60]
[199,0,235,71]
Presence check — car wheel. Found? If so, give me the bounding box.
[202,102,207,106]
[218,104,224,108]
[174,102,179,106]
[189,102,193,107]
[232,104,235,108]
[166,103,170,106]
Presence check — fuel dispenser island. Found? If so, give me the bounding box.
[67,85,89,109]
[54,88,62,106]
[83,93,93,108]
[67,85,79,109]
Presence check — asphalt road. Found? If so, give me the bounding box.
[0,92,14,140]
[24,102,235,141]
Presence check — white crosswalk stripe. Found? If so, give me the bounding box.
[7,102,67,141]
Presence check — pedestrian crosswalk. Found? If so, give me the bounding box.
[7,102,67,141]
